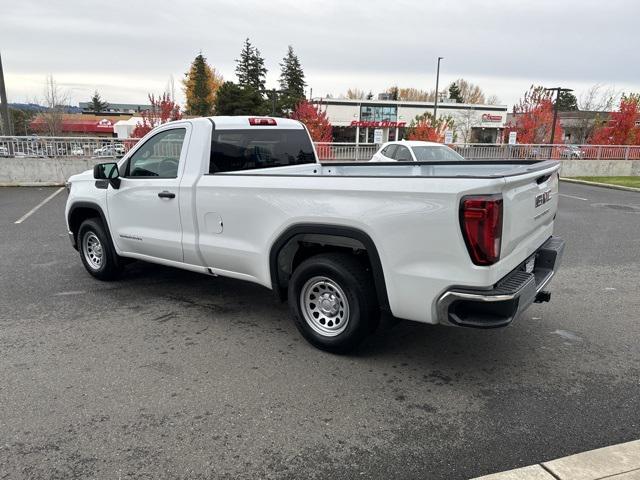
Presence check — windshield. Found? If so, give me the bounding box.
[411,145,465,162]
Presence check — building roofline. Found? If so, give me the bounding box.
[311,97,508,111]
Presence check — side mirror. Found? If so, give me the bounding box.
[93,162,120,188]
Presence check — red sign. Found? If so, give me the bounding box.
[350,120,406,128]
[97,118,113,128]
[481,114,502,122]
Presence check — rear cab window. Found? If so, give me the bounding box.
[209,128,316,173]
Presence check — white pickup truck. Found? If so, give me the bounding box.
[65,116,565,353]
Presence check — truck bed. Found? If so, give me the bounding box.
[217,160,559,179]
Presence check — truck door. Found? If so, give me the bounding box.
[106,125,190,262]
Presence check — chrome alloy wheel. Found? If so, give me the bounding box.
[82,232,103,270]
[300,276,350,337]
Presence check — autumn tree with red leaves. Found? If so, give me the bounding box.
[404,112,454,142]
[504,86,563,144]
[589,95,640,145]
[131,93,182,138]
[290,100,332,142]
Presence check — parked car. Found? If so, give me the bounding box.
[93,144,125,157]
[65,116,564,353]
[369,141,465,162]
[560,145,584,159]
[70,144,85,156]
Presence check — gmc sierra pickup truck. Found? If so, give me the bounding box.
[65,116,565,352]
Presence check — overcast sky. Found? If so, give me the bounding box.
[1,0,639,109]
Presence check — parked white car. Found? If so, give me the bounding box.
[65,116,564,353]
[70,145,85,156]
[93,144,125,157]
[370,140,465,162]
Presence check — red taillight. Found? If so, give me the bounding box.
[460,195,503,266]
[248,117,277,126]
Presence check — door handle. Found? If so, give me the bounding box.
[158,191,175,199]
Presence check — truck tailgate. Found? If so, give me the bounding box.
[500,162,560,259]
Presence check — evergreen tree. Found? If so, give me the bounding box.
[88,91,109,113]
[555,90,579,111]
[249,47,267,92]
[235,39,253,87]
[183,53,222,116]
[279,46,305,96]
[214,81,268,116]
[448,83,463,103]
[278,45,306,113]
[235,38,267,92]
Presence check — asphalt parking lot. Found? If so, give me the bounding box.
[0,182,639,480]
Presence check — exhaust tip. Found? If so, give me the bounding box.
[535,291,551,303]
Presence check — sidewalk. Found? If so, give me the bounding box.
[473,439,640,480]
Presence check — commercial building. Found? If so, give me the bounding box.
[78,102,152,115]
[312,97,509,144]
[29,113,142,137]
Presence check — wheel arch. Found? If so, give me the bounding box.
[269,224,390,312]
[68,202,113,250]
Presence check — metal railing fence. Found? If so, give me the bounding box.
[314,143,378,162]
[0,136,138,159]
[1,136,640,162]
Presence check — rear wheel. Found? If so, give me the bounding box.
[78,218,123,280]
[288,253,379,353]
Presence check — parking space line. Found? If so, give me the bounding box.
[559,193,588,201]
[14,187,65,224]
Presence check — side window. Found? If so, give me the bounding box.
[382,144,397,159]
[394,145,412,162]
[126,128,186,178]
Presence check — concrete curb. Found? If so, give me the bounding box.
[0,182,64,187]
[472,439,640,480]
[561,177,640,192]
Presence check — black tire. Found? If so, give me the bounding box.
[288,252,379,353]
[77,218,124,280]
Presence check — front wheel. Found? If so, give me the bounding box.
[288,253,379,353]
[78,218,124,280]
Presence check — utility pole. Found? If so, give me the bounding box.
[433,56,444,119]
[270,89,286,115]
[544,86,573,144]
[0,52,13,136]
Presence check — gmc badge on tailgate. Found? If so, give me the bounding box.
[535,190,552,208]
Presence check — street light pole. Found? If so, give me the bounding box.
[0,52,13,136]
[544,86,573,145]
[433,56,443,119]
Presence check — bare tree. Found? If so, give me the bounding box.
[454,108,480,143]
[573,84,619,143]
[398,87,436,101]
[578,84,618,111]
[40,75,68,136]
[486,94,501,105]
[166,75,176,102]
[451,78,486,104]
[344,88,366,100]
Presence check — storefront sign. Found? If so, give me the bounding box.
[350,120,406,128]
[481,114,502,122]
[444,130,453,144]
[97,119,114,128]
[373,129,384,144]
